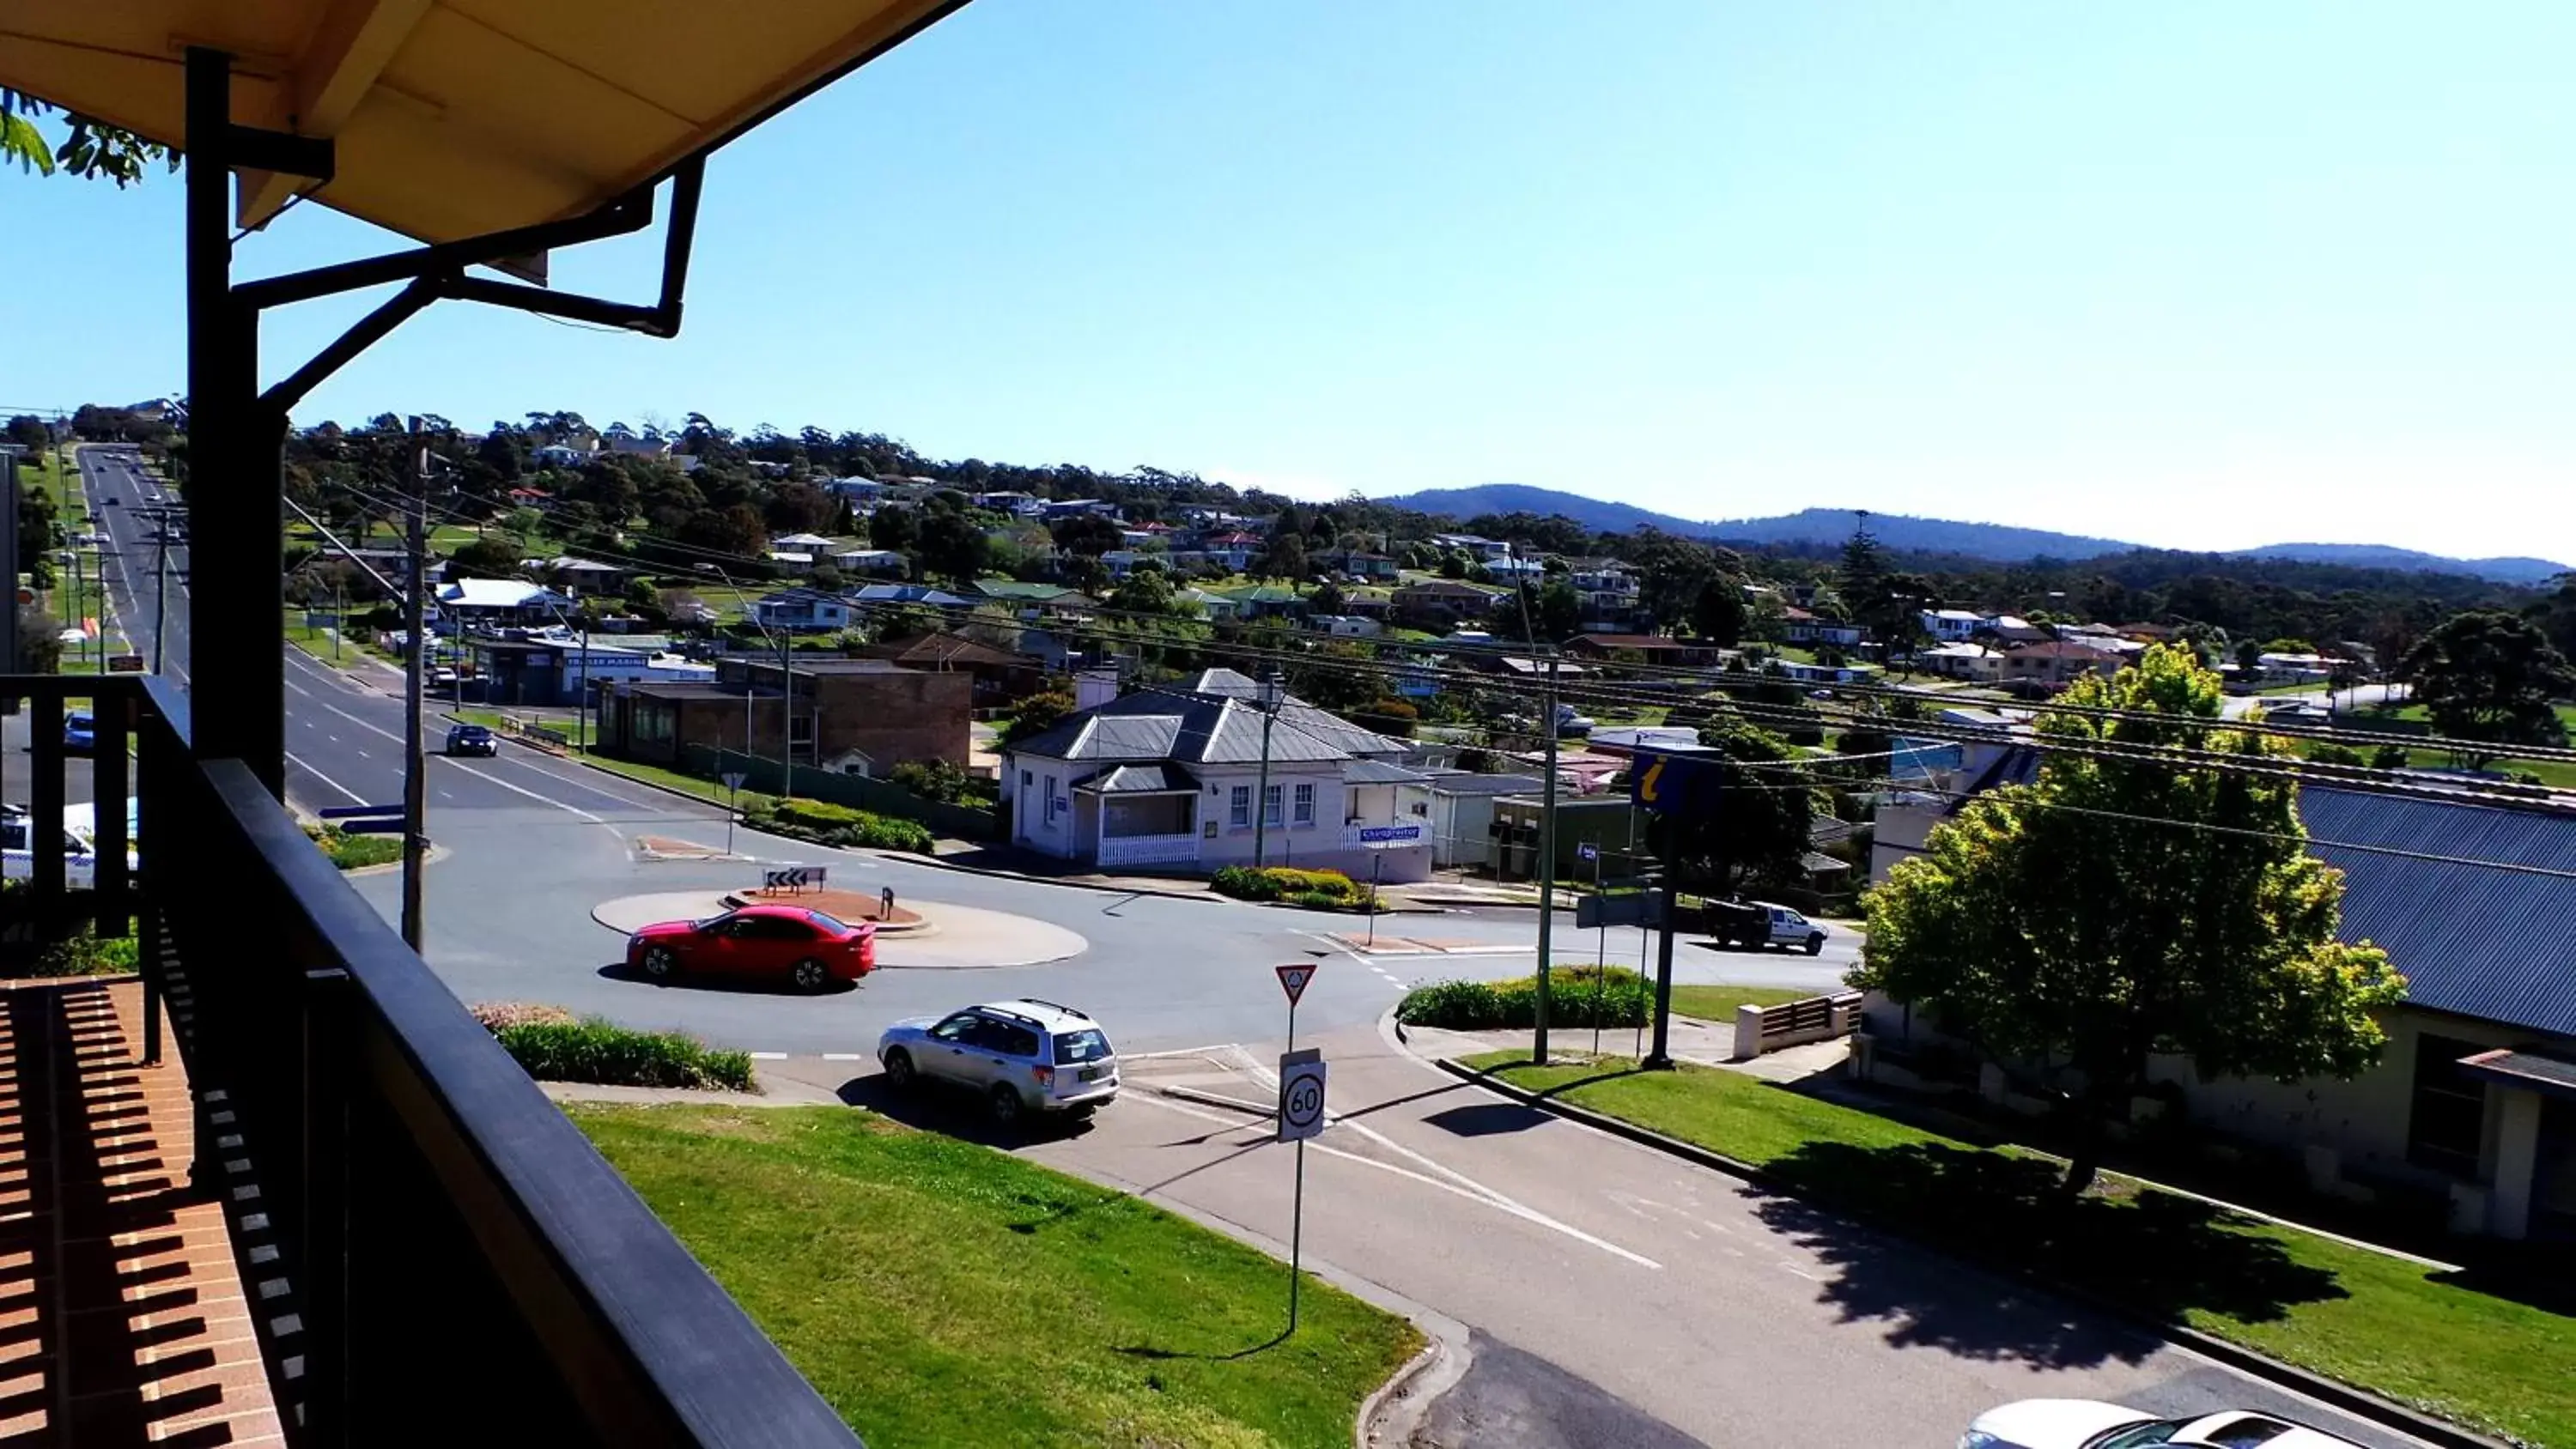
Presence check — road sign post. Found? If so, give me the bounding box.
[1274,961,1315,1053]
[721,769,747,855]
[1631,750,1723,1070]
[1276,1046,1327,1337]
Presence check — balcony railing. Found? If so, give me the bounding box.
[1,674,859,1447]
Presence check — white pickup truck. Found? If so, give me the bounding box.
[1704,899,1830,955]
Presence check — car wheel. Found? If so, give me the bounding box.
[640,944,678,981]
[1806,935,1826,956]
[882,1048,917,1090]
[987,1083,1024,1127]
[790,957,830,992]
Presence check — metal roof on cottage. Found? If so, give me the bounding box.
[2299,787,2576,1039]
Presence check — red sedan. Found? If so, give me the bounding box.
[626,904,876,991]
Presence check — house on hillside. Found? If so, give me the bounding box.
[752,587,859,634]
[544,556,630,596]
[1391,579,1497,629]
[861,631,1046,705]
[1920,609,1985,643]
[1564,634,1730,668]
[1919,640,2006,682]
[1003,668,1430,880]
[2004,640,2120,686]
[1780,608,1863,647]
[434,578,569,627]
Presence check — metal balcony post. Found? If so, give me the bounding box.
[186,47,285,797]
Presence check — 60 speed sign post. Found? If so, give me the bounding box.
[1278,1046,1327,1335]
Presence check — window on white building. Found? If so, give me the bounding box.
[1229,785,1251,828]
[1262,784,1284,828]
[1043,775,1060,824]
[1292,783,1315,827]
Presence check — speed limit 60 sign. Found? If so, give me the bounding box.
[1277,1048,1327,1143]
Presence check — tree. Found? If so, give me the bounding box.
[1853,646,2405,1196]
[868,505,919,554]
[1255,530,1308,583]
[2400,610,2574,764]
[762,481,838,537]
[1308,579,1348,616]
[915,501,988,583]
[999,690,1076,748]
[3,91,172,185]
[1646,720,1820,900]
[1690,576,1748,646]
[1438,550,1469,580]
[1625,529,1721,632]
[2524,575,2576,662]
[449,536,527,579]
[1050,512,1123,559]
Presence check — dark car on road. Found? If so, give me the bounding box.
[625,904,877,992]
[442,724,498,757]
[64,711,94,755]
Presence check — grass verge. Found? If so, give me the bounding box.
[1461,1052,2575,1448]
[306,822,400,870]
[573,1105,1421,1447]
[1665,984,1806,1022]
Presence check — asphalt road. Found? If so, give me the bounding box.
[1012,1024,2436,1449]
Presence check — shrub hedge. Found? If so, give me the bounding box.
[489,1017,754,1091]
[1396,966,1652,1030]
[306,822,402,870]
[746,797,936,852]
[1212,865,1366,904]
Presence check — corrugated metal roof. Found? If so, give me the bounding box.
[2299,787,2576,1038]
[1343,759,1431,785]
[1080,764,1196,795]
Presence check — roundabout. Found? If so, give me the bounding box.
[590,890,1089,970]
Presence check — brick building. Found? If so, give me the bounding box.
[598,657,969,777]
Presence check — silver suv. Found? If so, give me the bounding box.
[876,999,1120,1126]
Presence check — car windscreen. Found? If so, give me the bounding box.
[1053,1029,1113,1064]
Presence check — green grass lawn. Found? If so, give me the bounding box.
[1665,984,1804,1022]
[1463,1053,2575,1448]
[574,1105,1421,1449]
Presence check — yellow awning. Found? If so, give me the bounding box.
[0,0,964,241]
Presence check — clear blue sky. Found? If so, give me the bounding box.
[9,1,2576,562]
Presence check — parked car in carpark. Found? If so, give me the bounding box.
[442,724,496,756]
[1702,898,1829,955]
[625,904,875,991]
[1961,1400,2360,1449]
[877,999,1120,1126]
[63,711,94,755]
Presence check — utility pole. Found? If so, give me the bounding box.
[150,515,171,675]
[399,421,429,952]
[1532,651,1562,1064]
[1252,670,1282,868]
[779,625,795,802]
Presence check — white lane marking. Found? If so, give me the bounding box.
[1208,1044,1661,1265]
[490,754,672,814]
[821,1052,866,1061]
[1122,1044,1244,1060]
[283,751,368,806]
[295,688,404,745]
[355,749,368,759]
[1130,1092,1661,1269]
[437,791,456,801]
[1777,1263,1820,1282]
[440,759,616,831]
[748,1052,787,1061]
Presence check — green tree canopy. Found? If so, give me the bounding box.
[1853,645,2405,1194]
[1643,719,1820,901]
[2400,609,2574,763]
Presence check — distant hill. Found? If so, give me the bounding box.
[1372,484,2566,583]
[2227,543,2567,586]
[1379,484,1712,538]
[1701,506,2132,560]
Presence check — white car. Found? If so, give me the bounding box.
[1963,1400,2361,1449]
[1,815,139,889]
[876,998,1120,1126]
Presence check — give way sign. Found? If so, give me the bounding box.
[1275,962,1315,1006]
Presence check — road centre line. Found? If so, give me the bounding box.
[440,760,617,832]
[1128,1091,1659,1269]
